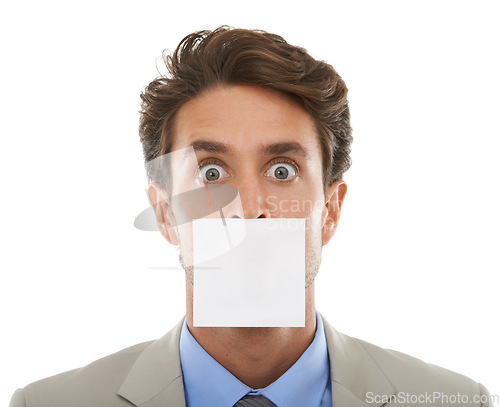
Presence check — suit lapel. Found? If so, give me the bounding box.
[117,318,186,407]
[321,313,396,407]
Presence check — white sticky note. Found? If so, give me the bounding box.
[193,218,305,327]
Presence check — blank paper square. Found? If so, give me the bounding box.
[193,218,305,327]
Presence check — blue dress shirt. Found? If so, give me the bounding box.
[179,311,332,407]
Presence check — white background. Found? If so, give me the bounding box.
[1,0,498,404]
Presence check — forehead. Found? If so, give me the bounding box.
[171,85,321,156]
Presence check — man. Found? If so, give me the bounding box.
[10,26,492,407]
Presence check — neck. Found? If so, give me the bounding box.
[185,276,316,389]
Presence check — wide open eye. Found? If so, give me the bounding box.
[198,163,228,182]
[265,162,297,181]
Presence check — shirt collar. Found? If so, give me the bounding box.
[179,311,330,407]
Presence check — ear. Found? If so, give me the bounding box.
[147,182,179,246]
[322,180,348,246]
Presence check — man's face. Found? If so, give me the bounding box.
[152,84,346,287]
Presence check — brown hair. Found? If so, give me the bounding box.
[139,26,352,191]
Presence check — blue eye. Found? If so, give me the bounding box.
[198,163,228,182]
[265,163,297,181]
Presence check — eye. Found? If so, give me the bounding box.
[265,162,297,181]
[198,163,228,182]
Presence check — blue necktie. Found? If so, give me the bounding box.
[234,394,276,406]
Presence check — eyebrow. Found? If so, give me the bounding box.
[187,140,310,159]
[189,140,231,154]
[261,141,310,159]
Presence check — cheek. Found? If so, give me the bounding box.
[306,200,326,239]
[175,222,194,265]
[265,186,324,219]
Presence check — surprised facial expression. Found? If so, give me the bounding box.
[152,84,346,287]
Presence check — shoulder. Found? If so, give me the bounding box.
[11,340,153,407]
[358,337,483,393]
[11,318,186,407]
[320,315,492,406]
[359,338,493,406]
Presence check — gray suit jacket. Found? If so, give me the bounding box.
[10,315,492,406]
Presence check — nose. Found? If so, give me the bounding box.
[224,179,271,219]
